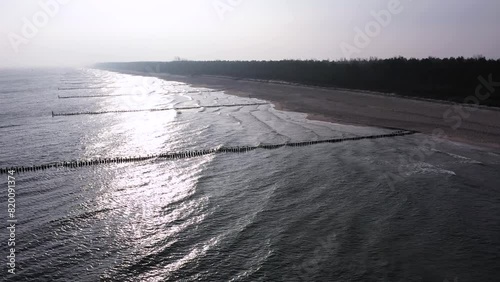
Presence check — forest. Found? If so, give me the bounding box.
[96,57,500,107]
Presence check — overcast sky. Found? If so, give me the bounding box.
[1,0,499,67]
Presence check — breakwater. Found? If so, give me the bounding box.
[51,103,270,116]
[57,86,120,90]
[57,89,225,99]
[0,130,418,174]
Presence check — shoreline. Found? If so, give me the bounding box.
[198,75,500,113]
[106,69,500,151]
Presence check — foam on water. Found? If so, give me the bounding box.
[1,68,499,281]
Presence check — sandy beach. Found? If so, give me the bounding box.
[114,70,500,150]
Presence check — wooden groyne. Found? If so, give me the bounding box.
[58,94,143,99]
[0,130,418,174]
[57,86,120,90]
[57,90,224,99]
[51,103,270,116]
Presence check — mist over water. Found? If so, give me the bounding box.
[0,69,499,281]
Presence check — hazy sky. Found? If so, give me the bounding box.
[1,0,499,67]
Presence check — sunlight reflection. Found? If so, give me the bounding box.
[80,70,219,279]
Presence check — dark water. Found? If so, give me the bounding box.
[0,68,499,281]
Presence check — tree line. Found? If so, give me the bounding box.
[96,57,500,107]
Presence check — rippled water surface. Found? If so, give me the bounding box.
[1,68,499,281]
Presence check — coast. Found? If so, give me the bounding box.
[109,70,500,150]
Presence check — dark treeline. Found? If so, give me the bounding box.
[96,57,500,107]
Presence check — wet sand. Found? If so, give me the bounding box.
[114,71,500,150]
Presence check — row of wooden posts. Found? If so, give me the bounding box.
[57,89,224,99]
[51,103,269,116]
[0,130,417,174]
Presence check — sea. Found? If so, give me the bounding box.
[0,68,499,281]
